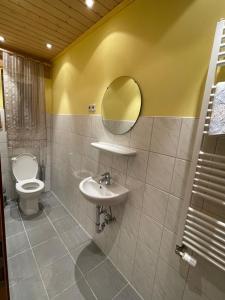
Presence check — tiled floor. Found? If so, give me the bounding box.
[4,192,142,300]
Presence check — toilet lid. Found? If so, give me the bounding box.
[12,153,38,181]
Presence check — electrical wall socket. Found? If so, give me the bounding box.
[88,104,96,113]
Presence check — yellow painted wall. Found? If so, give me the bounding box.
[52,0,225,116]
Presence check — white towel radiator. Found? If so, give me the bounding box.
[176,19,225,272]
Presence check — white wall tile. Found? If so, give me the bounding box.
[152,258,186,300]
[132,241,157,299]
[139,214,163,254]
[111,168,126,185]
[80,156,98,178]
[127,150,149,182]
[164,195,183,234]
[125,176,144,209]
[150,117,181,156]
[121,203,141,239]
[83,137,99,162]
[177,118,198,160]
[117,248,134,282]
[160,228,189,276]
[147,152,175,192]
[143,184,168,225]
[78,116,93,137]
[113,130,131,147]
[98,151,113,168]
[170,159,190,198]
[92,116,114,143]
[112,154,128,173]
[119,227,138,259]
[130,116,153,150]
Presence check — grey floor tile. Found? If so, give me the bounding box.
[33,237,67,268]
[46,206,68,222]
[41,193,61,209]
[27,221,57,247]
[7,249,39,286]
[114,285,142,300]
[9,275,48,300]
[5,219,24,237]
[41,255,82,299]
[60,225,90,250]
[23,209,48,231]
[4,206,21,222]
[53,215,78,233]
[70,240,106,275]
[6,232,30,257]
[86,259,127,300]
[40,191,52,201]
[53,280,96,300]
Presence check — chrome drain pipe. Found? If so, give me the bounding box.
[96,205,116,233]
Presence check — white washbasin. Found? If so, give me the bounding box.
[79,177,129,206]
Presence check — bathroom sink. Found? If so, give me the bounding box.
[79,177,129,206]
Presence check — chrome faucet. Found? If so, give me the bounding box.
[99,172,111,185]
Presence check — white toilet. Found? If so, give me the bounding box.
[12,153,45,216]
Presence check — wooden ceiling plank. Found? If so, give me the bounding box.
[95,0,117,10]
[2,39,54,59]
[9,0,83,35]
[61,0,102,20]
[24,0,88,32]
[0,0,123,60]
[0,45,52,64]
[0,4,75,45]
[43,0,95,27]
[78,0,108,16]
[1,0,78,40]
[0,14,71,47]
[0,24,63,53]
[0,23,64,59]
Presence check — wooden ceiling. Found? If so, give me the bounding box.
[0,0,123,61]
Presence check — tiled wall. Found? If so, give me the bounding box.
[0,109,51,201]
[50,114,225,300]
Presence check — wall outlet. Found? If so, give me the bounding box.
[88,104,96,113]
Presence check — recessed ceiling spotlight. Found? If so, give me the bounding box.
[0,36,5,42]
[46,43,52,49]
[85,0,94,8]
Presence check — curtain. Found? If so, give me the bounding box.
[2,52,47,172]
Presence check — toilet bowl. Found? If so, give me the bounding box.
[12,153,45,216]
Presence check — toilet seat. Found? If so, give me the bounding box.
[12,153,45,215]
[16,179,44,194]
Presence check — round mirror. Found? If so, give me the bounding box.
[101,76,142,135]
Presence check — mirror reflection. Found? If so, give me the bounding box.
[101,76,142,134]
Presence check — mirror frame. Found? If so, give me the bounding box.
[101,76,142,135]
